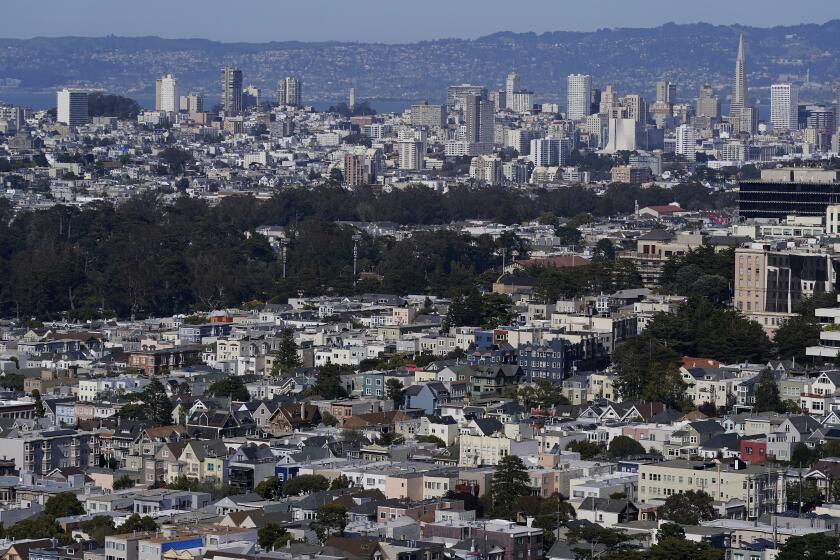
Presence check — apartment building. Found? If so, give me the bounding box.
[734,245,837,331]
[0,429,100,474]
[638,459,785,519]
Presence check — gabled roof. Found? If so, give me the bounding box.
[637,229,674,241]
[472,418,504,436]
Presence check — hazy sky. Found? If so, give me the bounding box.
[3,0,840,43]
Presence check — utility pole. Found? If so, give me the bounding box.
[352,233,361,285]
[280,238,289,279]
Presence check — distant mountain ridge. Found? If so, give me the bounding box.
[1,20,839,107]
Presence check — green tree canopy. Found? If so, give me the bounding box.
[44,491,85,517]
[658,490,715,525]
[208,376,250,401]
[142,378,174,425]
[491,455,532,520]
[282,474,330,496]
[608,435,646,458]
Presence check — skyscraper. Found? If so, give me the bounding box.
[398,140,424,170]
[770,83,799,132]
[465,94,495,145]
[675,124,697,161]
[622,94,647,123]
[221,67,243,115]
[56,88,89,127]
[155,74,178,113]
[567,74,592,121]
[697,84,721,119]
[656,81,676,104]
[277,77,302,108]
[731,34,748,119]
[505,72,520,111]
[599,85,619,115]
[349,87,356,111]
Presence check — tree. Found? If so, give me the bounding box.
[385,378,405,407]
[207,376,250,401]
[116,514,158,533]
[307,365,349,399]
[791,442,815,467]
[777,533,839,560]
[258,523,290,549]
[79,515,116,545]
[565,440,602,460]
[272,329,301,376]
[376,431,405,446]
[282,474,329,496]
[753,370,782,413]
[648,537,723,560]
[113,475,134,490]
[531,494,576,548]
[787,479,823,512]
[608,435,646,458]
[321,411,339,427]
[311,503,347,543]
[656,523,685,540]
[491,455,532,520]
[255,477,285,500]
[158,147,193,174]
[142,378,174,425]
[44,491,85,517]
[658,490,714,525]
[416,435,446,448]
[330,475,352,490]
[6,514,67,543]
[32,389,45,418]
[774,315,822,362]
[613,335,684,406]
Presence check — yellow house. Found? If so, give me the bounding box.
[168,441,228,484]
[587,372,617,402]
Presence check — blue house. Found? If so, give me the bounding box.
[362,372,385,397]
[404,381,450,414]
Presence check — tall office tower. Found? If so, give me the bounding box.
[56,88,89,127]
[349,88,356,111]
[398,140,424,170]
[479,99,495,144]
[447,84,488,111]
[410,102,447,128]
[277,77,302,108]
[590,88,602,115]
[510,91,534,114]
[567,74,592,120]
[622,94,647,123]
[770,83,799,131]
[835,83,840,127]
[600,85,619,114]
[731,34,748,119]
[155,74,178,113]
[505,71,520,110]
[697,84,721,119]
[656,81,676,104]
[183,94,204,113]
[675,124,698,161]
[221,67,243,115]
[465,95,495,144]
[243,85,261,109]
[529,138,572,167]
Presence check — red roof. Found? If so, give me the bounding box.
[682,356,722,369]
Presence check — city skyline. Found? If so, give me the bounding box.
[1,0,839,43]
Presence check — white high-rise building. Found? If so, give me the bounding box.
[567,74,592,121]
[155,74,178,113]
[56,88,89,127]
[675,124,698,161]
[398,140,424,170]
[529,138,572,167]
[770,83,799,132]
[505,72,520,111]
[277,77,302,108]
